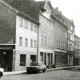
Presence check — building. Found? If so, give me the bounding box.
[67,20,75,66]
[0,0,39,71]
[0,0,77,72]
[37,1,54,68]
[74,35,80,65]
[51,8,68,67]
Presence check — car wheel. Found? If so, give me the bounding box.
[37,69,40,73]
[43,68,46,73]
[27,70,30,73]
[0,72,3,77]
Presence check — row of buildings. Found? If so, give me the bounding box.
[0,0,80,72]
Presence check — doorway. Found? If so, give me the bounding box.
[0,50,13,72]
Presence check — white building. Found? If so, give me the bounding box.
[15,15,39,71]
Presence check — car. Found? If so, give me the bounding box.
[26,62,46,73]
[0,68,4,77]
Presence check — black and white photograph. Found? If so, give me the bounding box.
[0,0,80,80]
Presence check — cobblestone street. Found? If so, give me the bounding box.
[1,69,80,80]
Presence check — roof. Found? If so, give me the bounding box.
[3,0,39,22]
[37,1,45,8]
[51,8,75,28]
[37,1,52,11]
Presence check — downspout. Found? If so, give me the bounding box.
[36,24,40,63]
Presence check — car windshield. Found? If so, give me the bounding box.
[30,63,39,66]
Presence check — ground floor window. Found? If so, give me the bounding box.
[30,55,36,62]
[20,54,26,66]
[55,53,67,67]
[40,52,44,62]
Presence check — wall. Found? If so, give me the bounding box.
[39,13,54,66]
[0,2,16,44]
[54,21,68,51]
[15,15,38,71]
[39,14,54,50]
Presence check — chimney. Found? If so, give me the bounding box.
[59,11,62,14]
[55,7,59,11]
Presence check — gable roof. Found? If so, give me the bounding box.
[51,8,75,28]
[3,0,39,22]
[37,0,52,11]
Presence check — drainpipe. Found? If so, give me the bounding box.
[36,25,40,63]
[67,28,68,66]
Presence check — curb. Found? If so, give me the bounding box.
[3,71,26,76]
[3,66,79,76]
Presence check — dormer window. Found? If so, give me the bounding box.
[45,5,51,15]
[40,7,46,12]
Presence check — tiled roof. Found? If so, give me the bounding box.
[4,0,39,21]
[37,1,45,9]
[37,1,52,11]
[51,8,75,28]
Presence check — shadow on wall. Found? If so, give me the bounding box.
[0,19,15,44]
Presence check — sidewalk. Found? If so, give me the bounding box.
[3,71,26,76]
[47,66,79,71]
[3,66,79,76]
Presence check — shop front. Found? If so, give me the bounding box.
[40,52,54,69]
[54,51,67,67]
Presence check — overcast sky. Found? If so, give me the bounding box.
[35,0,80,37]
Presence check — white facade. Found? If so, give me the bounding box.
[14,15,38,71]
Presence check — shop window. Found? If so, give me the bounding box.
[20,54,26,66]
[40,52,43,62]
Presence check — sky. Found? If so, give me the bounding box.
[35,0,80,37]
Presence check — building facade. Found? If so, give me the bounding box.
[0,0,77,72]
[0,0,16,71]
[38,1,54,68]
[74,35,80,65]
[51,8,68,67]
[15,15,39,71]
[0,0,39,71]
[67,20,75,66]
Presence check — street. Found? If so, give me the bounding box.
[1,68,80,80]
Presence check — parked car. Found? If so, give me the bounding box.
[0,68,4,77]
[26,62,46,73]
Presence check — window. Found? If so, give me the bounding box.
[34,24,37,32]
[45,36,46,46]
[70,26,73,31]
[31,39,33,48]
[34,40,37,48]
[25,20,28,29]
[19,37,23,46]
[25,38,28,47]
[20,54,26,66]
[41,35,43,46]
[19,17,23,27]
[30,22,33,31]
[68,33,70,40]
